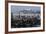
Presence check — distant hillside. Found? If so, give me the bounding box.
[19,9,40,14]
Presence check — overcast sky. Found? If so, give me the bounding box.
[11,5,41,14]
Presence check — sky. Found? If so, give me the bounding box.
[11,5,41,15]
